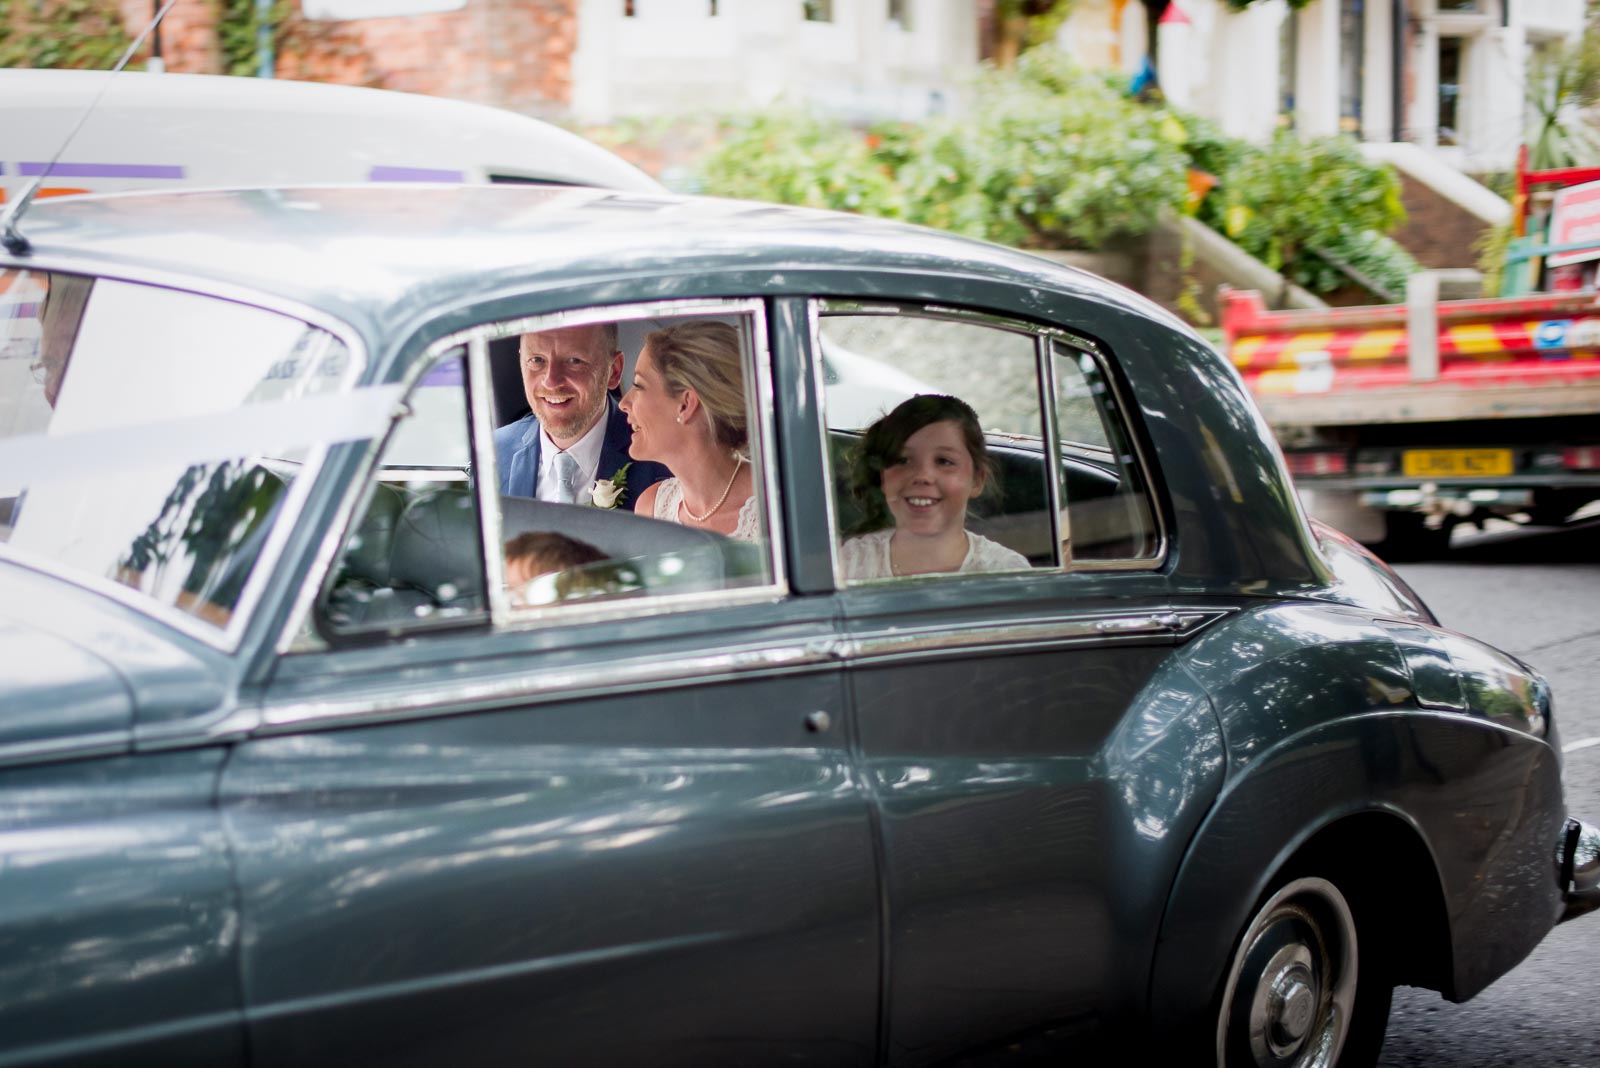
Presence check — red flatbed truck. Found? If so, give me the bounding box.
[1221,149,1600,557]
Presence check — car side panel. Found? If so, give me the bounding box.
[840,580,1226,1064]
[230,617,878,1068]
[0,750,243,1067]
[1149,603,1566,1031]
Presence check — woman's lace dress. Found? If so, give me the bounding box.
[652,477,761,541]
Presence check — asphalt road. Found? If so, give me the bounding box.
[1377,519,1600,1068]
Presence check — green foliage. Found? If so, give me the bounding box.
[218,0,290,78]
[917,56,1188,248]
[1302,229,1420,301]
[697,109,906,217]
[697,51,1189,251]
[1475,220,1513,296]
[0,0,131,69]
[1218,130,1408,293]
[1525,29,1600,170]
[694,48,1414,299]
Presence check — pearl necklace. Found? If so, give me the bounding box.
[682,456,744,523]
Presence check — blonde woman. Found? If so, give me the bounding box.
[618,320,759,540]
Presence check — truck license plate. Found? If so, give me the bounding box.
[1401,448,1514,477]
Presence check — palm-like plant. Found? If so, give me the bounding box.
[1526,29,1600,170]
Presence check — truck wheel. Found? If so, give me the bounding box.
[1376,513,1452,561]
[1215,875,1393,1068]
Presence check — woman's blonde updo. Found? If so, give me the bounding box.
[643,320,748,453]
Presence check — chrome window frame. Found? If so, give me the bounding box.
[0,259,368,654]
[812,299,1060,587]
[305,297,788,643]
[1049,336,1169,572]
[810,298,1168,582]
[282,342,465,654]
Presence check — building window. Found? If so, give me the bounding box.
[1439,36,1463,145]
[1339,0,1364,134]
[803,0,832,20]
[889,0,912,31]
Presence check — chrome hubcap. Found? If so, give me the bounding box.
[1217,877,1359,1068]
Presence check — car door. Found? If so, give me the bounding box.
[225,298,880,1067]
[812,299,1224,1064]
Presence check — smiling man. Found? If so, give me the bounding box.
[493,323,669,508]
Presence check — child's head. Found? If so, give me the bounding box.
[848,394,995,536]
[504,531,607,591]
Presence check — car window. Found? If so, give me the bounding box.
[319,301,778,637]
[0,267,359,638]
[818,305,1055,582]
[1052,340,1161,564]
[321,349,487,633]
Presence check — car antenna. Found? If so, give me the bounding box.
[0,0,181,257]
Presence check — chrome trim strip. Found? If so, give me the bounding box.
[1037,332,1066,568]
[277,351,442,655]
[843,611,1181,663]
[135,706,260,750]
[816,299,1111,357]
[260,638,839,734]
[747,301,788,593]
[492,585,789,634]
[468,335,511,623]
[0,729,130,770]
[1050,337,1170,573]
[842,607,1235,664]
[809,301,847,588]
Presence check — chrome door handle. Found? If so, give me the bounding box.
[804,710,832,733]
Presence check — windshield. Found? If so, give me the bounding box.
[0,269,370,638]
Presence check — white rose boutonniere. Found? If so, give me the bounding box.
[590,463,631,509]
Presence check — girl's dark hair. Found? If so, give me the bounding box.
[846,394,995,535]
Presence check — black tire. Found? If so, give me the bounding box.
[1214,875,1394,1068]
[1375,512,1452,562]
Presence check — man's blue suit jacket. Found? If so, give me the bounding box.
[493,398,670,510]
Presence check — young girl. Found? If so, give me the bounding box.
[839,394,1030,580]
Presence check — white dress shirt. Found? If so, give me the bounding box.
[535,417,608,504]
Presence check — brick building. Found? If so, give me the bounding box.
[122,0,977,124]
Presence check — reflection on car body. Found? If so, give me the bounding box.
[0,184,1596,1068]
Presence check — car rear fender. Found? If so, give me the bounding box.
[1147,711,1565,1039]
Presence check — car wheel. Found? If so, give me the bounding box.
[1215,875,1392,1068]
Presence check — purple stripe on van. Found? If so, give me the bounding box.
[420,360,465,387]
[19,162,185,179]
[369,166,465,183]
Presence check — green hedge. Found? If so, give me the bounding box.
[695,49,1418,299]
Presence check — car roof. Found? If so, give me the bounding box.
[8,185,1184,358]
[0,69,663,194]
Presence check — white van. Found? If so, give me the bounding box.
[0,68,662,200]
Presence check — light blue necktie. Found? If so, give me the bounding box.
[553,451,582,504]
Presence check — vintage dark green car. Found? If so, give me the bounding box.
[0,185,1595,1068]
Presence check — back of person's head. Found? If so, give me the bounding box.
[505,530,607,577]
[848,393,996,535]
[642,320,747,452]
